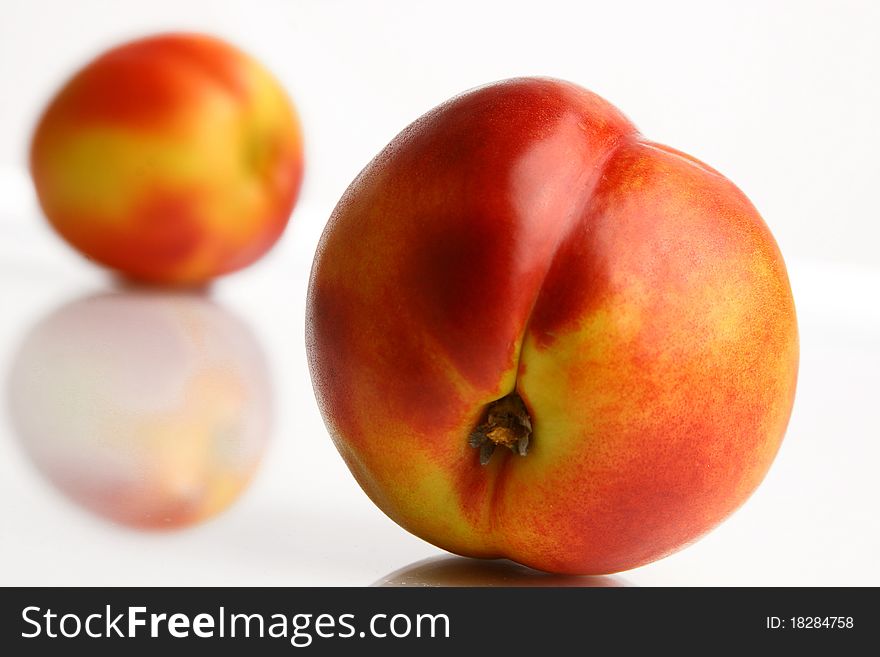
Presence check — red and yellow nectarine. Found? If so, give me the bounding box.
[30,33,303,284]
[307,78,798,574]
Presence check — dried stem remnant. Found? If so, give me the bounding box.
[468,392,533,465]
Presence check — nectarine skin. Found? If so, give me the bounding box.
[307,78,798,574]
[31,33,303,284]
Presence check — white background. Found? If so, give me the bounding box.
[0,0,878,586]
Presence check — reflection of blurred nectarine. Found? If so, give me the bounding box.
[8,291,271,529]
[30,33,303,284]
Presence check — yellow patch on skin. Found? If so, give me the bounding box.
[390,455,491,552]
[37,128,204,222]
[336,413,495,556]
[201,69,300,241]
[516,301,644,462]
[38,98,235,215]
[238,60,302,177]
[36,71,298,242]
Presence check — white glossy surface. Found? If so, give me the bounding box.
[1,0,878,586]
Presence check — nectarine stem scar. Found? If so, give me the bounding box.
[468,393,532,465]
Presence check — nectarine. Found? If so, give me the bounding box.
[307,78,798,574]
[30,33,303,284]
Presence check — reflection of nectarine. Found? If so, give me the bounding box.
[307,78,798,574]
[30,33,303,284]
[374,555,629,587]
[8,291,271,529]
